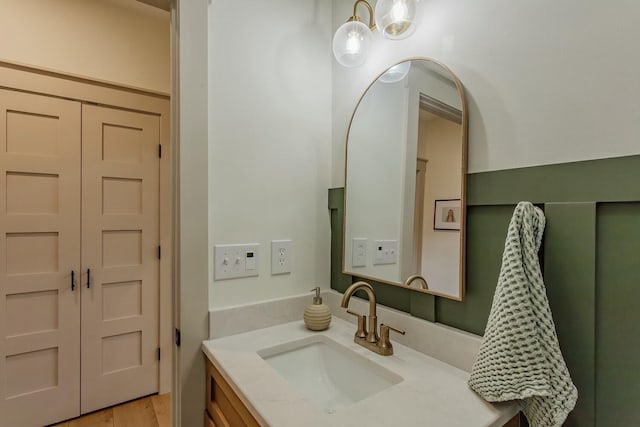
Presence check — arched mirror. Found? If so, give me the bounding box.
[343,58,467,300]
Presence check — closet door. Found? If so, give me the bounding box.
[80,105,160,413]
[0,89,81,426]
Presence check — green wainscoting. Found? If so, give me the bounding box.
[329,154,640,427]
[543,203,596,427]
[595,203,640,426]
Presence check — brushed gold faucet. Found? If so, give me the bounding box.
[403,274,428,289]
[340,281,405,356]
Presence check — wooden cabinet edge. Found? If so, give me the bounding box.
[503,413,520,427]
[204,356,260,427]
[205,410,216,427]
[210,402,231,427]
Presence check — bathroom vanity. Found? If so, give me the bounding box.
[200,54,518,427]
[205,357,259,426]
[202,315,519,427]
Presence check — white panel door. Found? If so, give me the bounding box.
[0,89,81,426]
[80,104,160,414]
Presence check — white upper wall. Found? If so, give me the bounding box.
[332,0,640,181]
[208,0,332,308]
[345,79,408,280]
[0,0,170,94]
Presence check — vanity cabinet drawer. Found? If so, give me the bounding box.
[204,410,216,427]
[205,357,260,427]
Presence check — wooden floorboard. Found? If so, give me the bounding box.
[112,397,158,427]
[70,409,114,427]
[150,394,171,427]
[50,394,170,427]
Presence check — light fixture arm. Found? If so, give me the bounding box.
[348,0,377,31]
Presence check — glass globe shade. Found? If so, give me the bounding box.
[378,61,411,83]
[375,0,422,40]
[332,20,373,67]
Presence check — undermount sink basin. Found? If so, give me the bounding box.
[257,335,403,414]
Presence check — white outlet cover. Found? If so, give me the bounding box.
[271,240,292,275]
[351,238,367,267]
[373,240,398,265]
[214,243,260,280]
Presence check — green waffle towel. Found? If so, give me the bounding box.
[468,202,577,427]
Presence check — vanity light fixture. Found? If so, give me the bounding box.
[333,0,423,67]
[332,0,376,68]
[375,0,422,40]
[378,61,411,83]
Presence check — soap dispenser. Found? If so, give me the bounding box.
[304,287,331,331]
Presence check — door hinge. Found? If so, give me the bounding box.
[175,328,181,347]
[157,347,161,361]
[158,245,161,260]
[158,144,162,158]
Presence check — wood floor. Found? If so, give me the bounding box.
[50,394,170,427]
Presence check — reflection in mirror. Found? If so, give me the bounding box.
[343,58,467,300]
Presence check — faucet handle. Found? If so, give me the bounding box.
[346,310,368,339]
[378,323,406,353]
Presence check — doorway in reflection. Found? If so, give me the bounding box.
[413,107,462,297]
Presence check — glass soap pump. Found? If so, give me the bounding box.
[304,287,332,331]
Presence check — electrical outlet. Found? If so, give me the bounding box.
[373,240,398,265]
[214,243,260,280]
[352,238,367,267]
[271,240,292,275]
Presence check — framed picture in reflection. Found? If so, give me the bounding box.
[434,199,461,231]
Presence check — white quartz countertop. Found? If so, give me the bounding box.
[202,317,518,427]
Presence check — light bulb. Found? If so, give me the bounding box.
[345,30,362,54]
[379,61,411,83]
[390,1,409,22]
[375,0,422,40]
[332,21,373,67]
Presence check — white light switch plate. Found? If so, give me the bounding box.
[271,240,292,275]
[214,243,260,280]
[373,240,398,265]
[352,238,367,267]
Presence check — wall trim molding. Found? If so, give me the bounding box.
[467,155,640,206]
[0,59,170,98]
